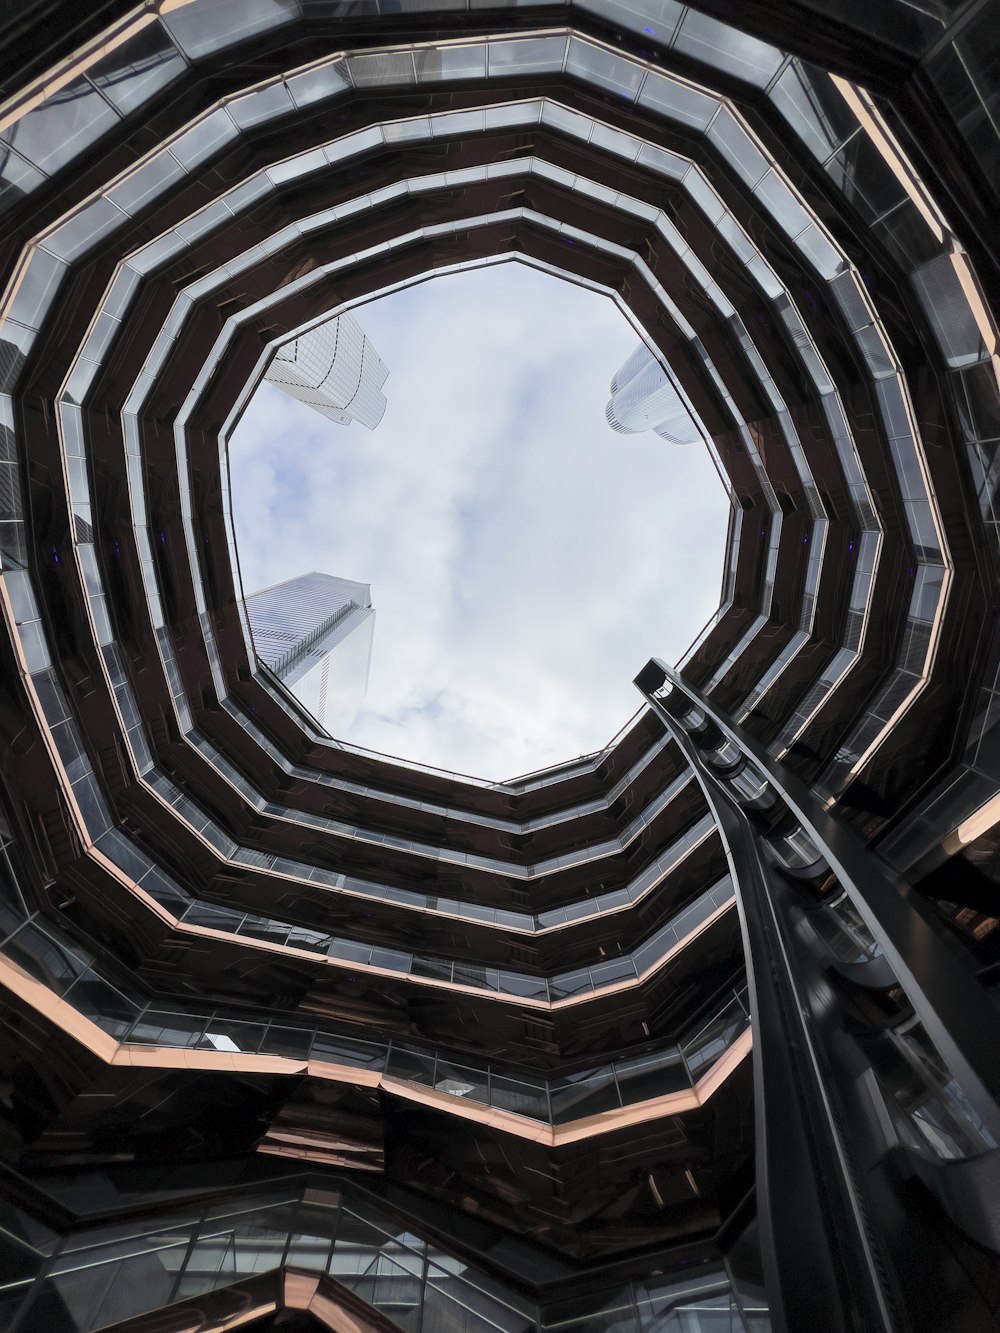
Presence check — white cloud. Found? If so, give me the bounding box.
[229,262,729,779]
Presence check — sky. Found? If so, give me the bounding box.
[228,262,729,780]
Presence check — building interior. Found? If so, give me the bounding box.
[0,1,999,1329]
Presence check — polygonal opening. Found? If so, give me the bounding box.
[229,261,730,777]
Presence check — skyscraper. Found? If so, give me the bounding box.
[244,572,375,734]
[606,344,702,445]
[0,4,999,1333]
[264,312,389,429]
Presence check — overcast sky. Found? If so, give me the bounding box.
[229,262,728,780]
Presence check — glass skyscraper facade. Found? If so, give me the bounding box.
[244,572,376,734]
[264,312,389,429]
[0,2,999,1332]
[606,345,702,445]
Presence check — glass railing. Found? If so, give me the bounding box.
[680,990,752,1079]
[21,72,906,863]
[0,845,749,1128]
[120,980,752,1126]
[0,1175,768,1333]
[1,70,943,929]
[1,6,986,873]
[31,632,713,946]
[22,644,725,1000]
[93,816,728,1001]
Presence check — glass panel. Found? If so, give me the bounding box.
[828,130,907,220]
[228,81,296,129]
[550,1067,620,1123]
[497,971,547,999]
[263,1026,314,1059]
[128,1011,205,1047]
[489,1074,549,1119]
[87,22,185,115]
[550,967,592,998]
[4,249,66,328]
[386,1048,436,1085]
[424,1263,525,1333]
[708,109,769,188]
[198,1018,266,1052]
[581,0,682,45]
[615,1048,689,1101]
[433,1060,489,1104]
[162,0,298,60]
[682,998,748,1077]
[349,51,417,87]
[0,147,45,211]
[414,44,488,81]
[754,170,812,236]
[1,78,119,175]
[674,10,783,87]
[286,61,350,108]
[487,37,567,77]
[170,109,240,171]
[285,1204,337,1270]
[565,40,646,100]
[771,61,859,161]
[589,955,636,987]
[2,924,87,993]
[311,1032,385,1070]
[911,253,987,368]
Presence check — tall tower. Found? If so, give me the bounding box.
[244,572,375,734]
[606,343,701,445]
[264,312,389,429]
